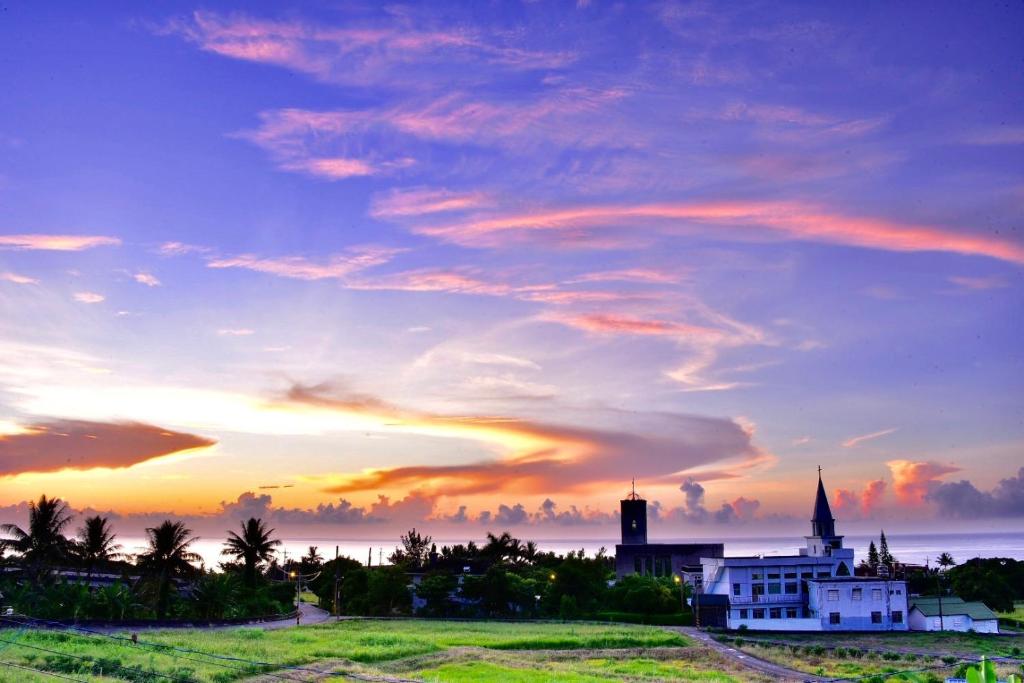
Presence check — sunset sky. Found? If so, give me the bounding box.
[1,1,1022,539]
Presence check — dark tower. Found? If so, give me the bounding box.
[620,480,647,545]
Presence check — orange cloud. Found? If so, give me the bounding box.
[860,479,886,515]
[0,234,120,251]
[887,459,961,505]
[548,312,722,338]
[281,382,766,497]
[0,420,216,476]
[415,201,1024,264]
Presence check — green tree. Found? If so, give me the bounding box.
[0,495,75,576]
[867,540,880,571]
[878,530,894,566]
[390,528,433,568]
[192,573,242,620]
[75,515,122,573]
[937,552,955,571]
[136,520,201,618]
[366,566,412,615]
[416,573,458,617]
[222,517,280,587]
[300,545,324,572]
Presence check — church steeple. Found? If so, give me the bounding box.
[811,467,836,538]
[805,467,843,556]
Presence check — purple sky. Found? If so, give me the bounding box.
[0,1,1022,538]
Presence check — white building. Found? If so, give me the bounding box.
[698,472,907,631]
[807,577,908,631]
[909,597,999,633]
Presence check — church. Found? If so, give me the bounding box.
[613,483,724,581]
[694,471,909,631]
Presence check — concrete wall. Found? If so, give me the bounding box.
[729,617,822,631]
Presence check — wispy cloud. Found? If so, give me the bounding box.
[1,272,38,285]
[371,188,489,218]
[414,200,1024,264]
[216,328,255,337]
[162,10,575,87]
[73,292,105,304]
[0,234,120,251]
[842,427,897,448]
[133,272,161,287]
[947,274,1009,291]
[207,245,402,280]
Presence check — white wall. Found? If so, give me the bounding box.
[909,610,999,633]
[729,617,822,631]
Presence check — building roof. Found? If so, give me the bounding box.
[909,597,998,620]
[808,576,899,584]
[812,472,835,526]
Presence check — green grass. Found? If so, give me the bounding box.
[0,620,695,682]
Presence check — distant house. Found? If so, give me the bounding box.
[908,596,999,633]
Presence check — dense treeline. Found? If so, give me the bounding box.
[0,496,294,621]
[306,529,689,622]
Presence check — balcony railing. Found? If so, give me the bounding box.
[729,593,804,604]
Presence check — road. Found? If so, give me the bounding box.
[257,601,332,629]
[674,626,826,682]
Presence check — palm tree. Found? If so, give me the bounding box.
[222,517,280,587]
[301,545,324,572]
[937,552,955,571]
[0,494,75,576]
[75,515,122,573]
[136,520,200,618]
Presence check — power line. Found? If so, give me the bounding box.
[0,636,197,682]
[0,659,88,682]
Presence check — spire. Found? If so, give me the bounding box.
[811,467,836,538]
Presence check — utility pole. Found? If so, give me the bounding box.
[333,545,340,619]
[936,558,944,631]
[368,547,372,567]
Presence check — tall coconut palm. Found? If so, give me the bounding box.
[222,517,280,587]
[136,520,200,618]
[75,515,123,573]
[0,494,75,576]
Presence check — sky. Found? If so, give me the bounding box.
[1,1,1022,541]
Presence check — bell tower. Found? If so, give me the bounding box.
[620,480,648,545]
[806,467,844,556]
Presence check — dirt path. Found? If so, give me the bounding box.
[672,627,826,682]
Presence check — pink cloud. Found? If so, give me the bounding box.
[947,275,1009,291]
[547,312,723,339]
[860,479,886,516]
[207,245,401,280]
[133,272,161,287]
[567,268,685,285]
[887,459,961,506]
[371,188,489,218]
[1,272,38,285]
[280,157,376,180]
[0,234,120,251]
[415,200,1024,264]
[841,427,897,448]
[73,292,105,304]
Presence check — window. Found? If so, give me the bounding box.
[751,571,763,580]
[829,612,841,625]
[785,582,798,594]
[767,572,780,580]
[817,570,831,578]
[739,609,748,619]
[753,609,765,619]
[827,589,840,601]
[892,611,903,624]
[784,570,797,579]
[786,608,798,618]
[752,584,765,601]
[954,617,964,627]
[852,588,862,601]
[634,557,643,574]
[733,583,742,596]
[801,570,814,579]
[769,607,781,619]
[871,611,882,624]
[768,583,781,595]
[872,589,882,601]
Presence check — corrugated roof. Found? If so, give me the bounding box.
[910,596,998,620]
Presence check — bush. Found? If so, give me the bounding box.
[595,611,692,626]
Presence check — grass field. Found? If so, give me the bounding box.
[0,620,767,682]
[719,631,1024,682]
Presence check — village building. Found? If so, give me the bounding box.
[908,596,999,633]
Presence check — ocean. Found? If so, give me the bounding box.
[115,531,1024,569]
